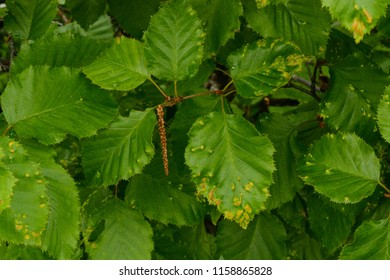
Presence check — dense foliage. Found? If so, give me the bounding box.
[0,0,390,260]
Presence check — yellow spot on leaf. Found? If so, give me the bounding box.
[244,204,252,214]
[224,211,234,220]
[15,225,23,231]
[351,18,366,42]
[363,9,373,24]
[244,182,254,191]
[262,188,270,198]
[24,234,30,240]
[8,141,15,148]
[233,196,242,206]
[32,232,40,238]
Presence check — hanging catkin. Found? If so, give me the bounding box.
[157,105,169,176]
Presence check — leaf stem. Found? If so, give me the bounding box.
[222,80,234,92]
[220,95,225,113]
[215,67,231,78]
[378,181,390,194]
[2,125,12,137]
[174,80,178,98]
[149,77,170,99]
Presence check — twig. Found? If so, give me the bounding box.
[292,74,320,92]
[311,59,326,95]
[284,81,321,102]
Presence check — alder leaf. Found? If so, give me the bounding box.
[0,163,18,214]
[4,0,57,40]
[83,190,153,260]
[84,15,114,42]
[320,53,389,141]
[185,112,275,228]
[322,0,390,43]
[257,113,304,209]
[126,167,205,226]
[243,0,331,55]
[22,140,80,260]
[0,137,49,246]
[307,194,360,253]
[299,133,380,203]
[11,33,109,76]
[66,0,106,29]
[1,66,118,145]
[107,0,162,39]
[188,0,243,55]
[377,86,390,143]
[216,213,287,259]
[83,37,150,91]
[340,216,390,259]
[143,0,204,81]
[82,109,156,187]
[228,39,305,98]
[154,223,213,260]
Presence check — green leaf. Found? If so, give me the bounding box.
[320,53,389,141]
[82,109,156,187]
[377,86,390,143]
[188,0,243,55]
[4,0,58,40]
[11,33,109,76]
[185,112,275,228]
[83,37,150,91]
[288,234,324,260]
[0,243,51,260]
[0,163,18,214]
[126,161,205,226]
[22,140,80,260]
[243,0,331,55]
[83,190,153,260]
[67,0,106,29]
[299,133,380,203]
[0,138,49,246]
[307,194,359,253]
[107,0,162,39]
[340,216,390,259]
[216,213,287,259]
[257,113,304,209]
[85,15,114,42]
[170,94,223,168]
[228,39,305,98]
[154,224,213,260]
[144,0,204,81]
[322,0,390,43]
[1,66,118,145]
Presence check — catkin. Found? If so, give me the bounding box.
[157,105,169,176]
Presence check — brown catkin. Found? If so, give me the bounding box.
[157,105,169,176]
